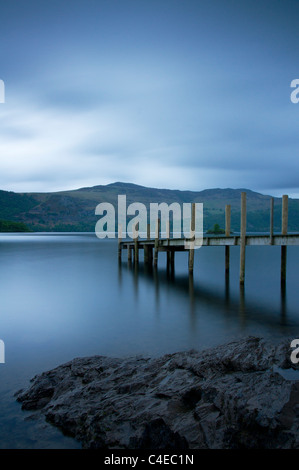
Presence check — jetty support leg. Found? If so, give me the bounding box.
[128,245,132,263]
[166,219,171,271]
[134,225,139,265]
[270,197,274,245]
[170,250,175,273]
[239,192,246,285]
[118,224,122,262]
[154,218,160,268]
[225,204,231,276]
[281,195,288,286]
[188,203,195,274]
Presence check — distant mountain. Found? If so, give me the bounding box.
[0,183,298,233]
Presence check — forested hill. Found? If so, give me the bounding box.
[0,183,298,233]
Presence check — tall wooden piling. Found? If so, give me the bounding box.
[270,197,274,245]
[144,223,151,263]
[128,245,132,263]
[166,219,170,240]
[225,205,231,276]
[134,225,139,264]
[282,195,288,235]
[281,195,288,286]
[148,246,153,265]
[154,218,160,268]
[118,224,122,262]
[188,203,195,273]
[166,219,171,271]
[239,192,246,285]
[147,223,153,264]
[170,250,175,272]
[144,245,148,263]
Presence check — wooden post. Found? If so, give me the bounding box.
[134,225,139,264]
[282,195,288,235]
[166,219,170,239]
[145,222,152,264]
[281,195,288,286]
[118,224,122,262]
[128,245,132,263]
[239,192,246,285]
[166,219,171,271]
[148,246,153,265]
[170,250,175,273]
[154,218,160,267]
[143,224,149,264]
[144,245,148,263]
[188,203,195,274]
[225,205,231,276]
[270,197,274,245]
[147,223,151,240]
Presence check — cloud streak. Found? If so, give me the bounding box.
[0,0,298,196]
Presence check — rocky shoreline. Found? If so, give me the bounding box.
[16,336,299,449]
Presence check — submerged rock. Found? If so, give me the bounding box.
[16,337,299,448]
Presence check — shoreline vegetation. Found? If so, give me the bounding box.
[16,336,299,449]
[2,183,299,233]
[206,223,225,235]
[0,220,31,232]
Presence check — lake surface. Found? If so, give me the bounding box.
[0,233,299,448]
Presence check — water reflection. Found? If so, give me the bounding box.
[280,284,287,325]
[1,235,299,450]
[118,260,295,333]
[239,284,246,329]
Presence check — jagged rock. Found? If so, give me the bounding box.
[15,336,299,449]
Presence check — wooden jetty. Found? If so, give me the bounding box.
[119,192,297,286]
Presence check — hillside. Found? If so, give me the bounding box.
[0,183,298,233]
[0,219,31,232]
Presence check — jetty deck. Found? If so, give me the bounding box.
[122,233,299,249]
[118,192,298,286]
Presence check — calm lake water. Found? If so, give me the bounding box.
[0,233,299,448]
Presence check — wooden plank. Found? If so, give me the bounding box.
[122,233,299,249]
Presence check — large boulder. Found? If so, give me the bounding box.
[16,337,299,448]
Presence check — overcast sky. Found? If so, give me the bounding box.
[0,0,298,196]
